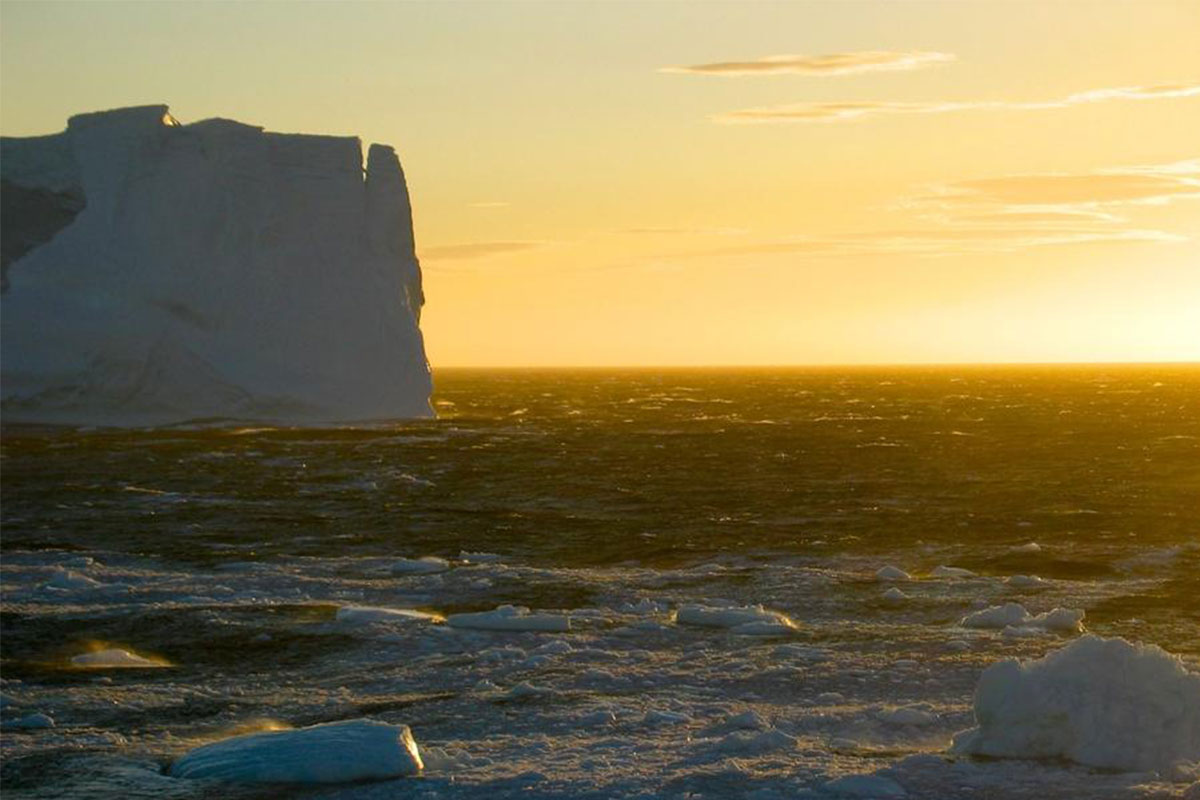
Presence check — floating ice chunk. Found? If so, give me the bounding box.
[823,774,907,797]
[730,620,797,636]
[459,551,502,564]
[532,639,573,656]
[675,604,795,631]
[1012,542,1042,553]
[876,705,937,726]
[391,557,449,575]
[643,709,691,725]
[71,648,169,668]
[931,565,976,578]
[882,587,908,603]
[725,710,770,731]
[4,713,54,730]
[43,569,103,591]
[578,710,617,727]
[875,566,911,582]
[335,605,443,625]
[774,644,830,662]
[62,556,96,569]
[712,728,796,755]
[961,602,1084,632]
[446,605,570,632]
[505,682,556,700]
[816,692,846,705]
[951,635,1200,775]
[618,598,669,614]
[946,640,971,652]
[169,719,423,783]
[1006,574,1048,588]
[960,602,1029,629]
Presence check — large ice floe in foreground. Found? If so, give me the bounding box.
[1,105,432,425]
[168,719,423,783]
[952,635,1200,777]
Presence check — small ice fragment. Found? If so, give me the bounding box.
[1012,542,1042,553]
[882,587,908,602]
[876,705,937,726]
[62,556,96,569]
[4,713,54,730]
[169,719,423,783]
[730,620,797,636]
[71,648,168,668]
[532,640,572,656]
[391,557,449,575]
[43,570,103,591]
[961,602,1029,629]
[725,710,769,730]
[823,774,907,797]
[446,605,570,632]
[335,606,443,625]
[951,635,1200,775]
[875,566,911,582]
[1028,607,1085,632]
[816,692,846,704]
[931,565,976,579]
[675,604,795,630]
[505,682,555,700]
[578,710,617,727]
[946,640,970,652]
[459,552,502,564]
[1007,574,1048,588]
[713,728,796,755]
[643,709,691,725]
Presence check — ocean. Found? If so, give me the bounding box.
[2,366,1198,798]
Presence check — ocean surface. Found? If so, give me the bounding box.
[2,366,1198,798]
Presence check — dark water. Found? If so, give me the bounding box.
[5,366,1199,568]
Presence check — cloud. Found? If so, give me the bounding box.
[713,82,1200,124]
[917,161,1200,210]
[661,50,954,77]
[419,241,543,261]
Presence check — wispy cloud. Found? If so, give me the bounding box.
[662,50,954,77]
[714,82,1200,124]
[419,241,544,261]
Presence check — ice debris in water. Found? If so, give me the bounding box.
[882,587,908,603]
[458,551,502,564]
[4,713,55,730]
[43,569,103,591]
[960,602,1083,632]
[1006,574,1048,588]
[71,648,168,668]
[930,565,976,578]
[335,606,444,625]
[674,604,797,635]
[823,773,907,797]
[951,635,1200,776]
[446,604,570,632]
[168,719,423,783]
[1012,542,1042,553]
[874,565,911,582]
[391,556,450,575]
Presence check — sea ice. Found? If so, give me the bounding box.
[168,719,423,783]
[43,569,103,591]
[391,556,450,575]
[71,648,168,668]
[335,605,443,624]
[960,602,1084,632]
[4,713,54,730]
[675,604,796,631]
[875,566,912,582]
[1012,542,1042,553]
[931,566,976,578]
[823,773,907,797]
[875,705,937,726]
[1006,574,1048,588]
[882,587,908,603]
[446,604,570,632]
[951,635,1200,775]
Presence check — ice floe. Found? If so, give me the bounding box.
[335,605,444,625]
[391,556,450,575]
[952,635,1200,776]
[960,602,1084,632]
[1006,574,1048,588]
[874,566,911,582]
[71,648,169,668]
[882,587,908,603]
[4,713,54,730]
[674,604,796,634]
[446,604,570,632]
[168,719,423,783]
[930,565,976,578]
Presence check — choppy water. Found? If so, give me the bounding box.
[2,366,1198,798]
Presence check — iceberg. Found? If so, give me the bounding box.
[1,105,432,425]
[951,635,1200,776]
[168,719,423,783]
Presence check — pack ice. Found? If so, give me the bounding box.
[1,105,432,425]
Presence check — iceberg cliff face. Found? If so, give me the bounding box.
[1,105,432,425]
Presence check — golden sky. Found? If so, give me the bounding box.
[3,1,1198,366]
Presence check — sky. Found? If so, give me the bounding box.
[2,0,1198,366]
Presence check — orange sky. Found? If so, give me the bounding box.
[3,1,1198,365]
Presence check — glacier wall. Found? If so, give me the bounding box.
[1,105,433,425]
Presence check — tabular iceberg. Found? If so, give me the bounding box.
[1,105,432,425]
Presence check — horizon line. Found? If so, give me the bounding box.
[430,360,1200,370]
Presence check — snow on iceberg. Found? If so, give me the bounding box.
[1,105,432,425]
[446,605,570,632]
[674,604,797,634]
[960,602,1083,632]
[951,635,1200,776]
[168,719,423,783]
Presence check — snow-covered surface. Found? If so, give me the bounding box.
[446,605,570,632]
[960,602,1084,632]
[0,105,432,425]
[168,719,423,783]
[952,635,1200,776]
